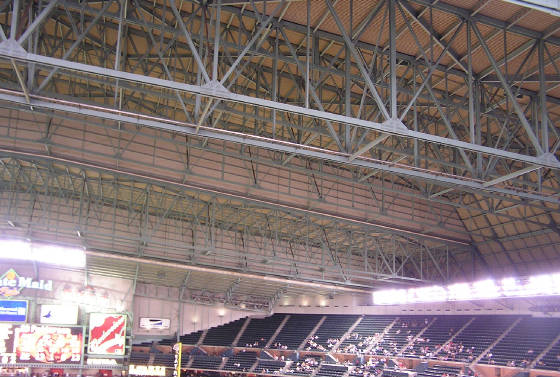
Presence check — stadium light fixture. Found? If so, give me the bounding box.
[447,283,471,301]
[373,272,560,305]
[409,286,447,303]
[471,280,500,299]
[501,277,524,297]
[0,239,86,268]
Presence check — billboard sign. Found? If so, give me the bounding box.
[0,323,83,364]
[139,317,170,330]
[0,300,27,322]
[88,313,127,355]
[129,365,166,376]
[0,269,53,298]
[40,304,78,325]
[86,358,120,366]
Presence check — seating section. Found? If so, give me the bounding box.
[315,364,348,377]
[152,353,189,368]
[153,353,175,367]
[404,316,471,358]
[481,317,560,367]
[417,365,461,377]
[537,337,560,370]
[181,330,204,345]
[339,316,396,354]
[159,337,176,346]
[353,359,389,377]
[308,315,359,351]
[129,352,150,365]
[382,370,409,377]
[256,360,286,374]
[204,318,247,346]
[350,364,384,377]
[160,330,203,345]
[131,314,560,372]
[272,314,323,349]
[372,316,433,356]
[239,314,286,348]
[223,351,257,371]
[181,354,190,367]
[285,356,322,376]
[190,355,223,370]
[443,315,518,362]
[133,341,153,347]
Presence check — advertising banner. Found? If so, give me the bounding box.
[0,323,83,364]
[88,313,127,356]
[129,365,166,376]
[0,269,52,298]
[0,300,27,322]
[40,304,78,325]
[139,318,170,330]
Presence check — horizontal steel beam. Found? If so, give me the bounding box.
[410,0,560,46]
[87,251,371,293]
[0,141,471,246]
[1,46,558,171]
[0,89,557,208]
[501,0,560,17]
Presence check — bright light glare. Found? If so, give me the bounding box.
[0,240,31,258]
[411,286,447,303]
[447,283,471,301]
[552,274,560,294]
[0,239,86,268]
[373,289,406,305]
[527,274,560,296]
[33,244,86,268]
[472,280,500,299]
[373,272,560,305]
[501,277,523,297]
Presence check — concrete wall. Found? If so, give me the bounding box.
[0,260,257,338]
[133,290,250,337]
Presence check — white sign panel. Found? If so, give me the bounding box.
[40,304,78,324]
[87,358,119,366]
[129,365,166,376]
[139,317,170,330]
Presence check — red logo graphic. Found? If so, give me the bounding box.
[88,314,126,355]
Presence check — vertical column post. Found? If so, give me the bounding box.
[212,0,221,82]
[539,39,548,153]
[305,0,310,108]
[10,0,20,40]
[389,0,397,119]
[467,20,475,145]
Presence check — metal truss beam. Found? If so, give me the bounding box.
[1,89,557,239]
[0,146,466,246]
[3,48,557,172]
[0,156,463,285]
[0,89,557,207]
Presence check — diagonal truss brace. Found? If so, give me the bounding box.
[1,89,558,207]
[1,46,558,171]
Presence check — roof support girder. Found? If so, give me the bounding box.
[0,89,557,207]
[1,47,558,173]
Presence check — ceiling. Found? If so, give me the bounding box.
[0,0,560,309]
